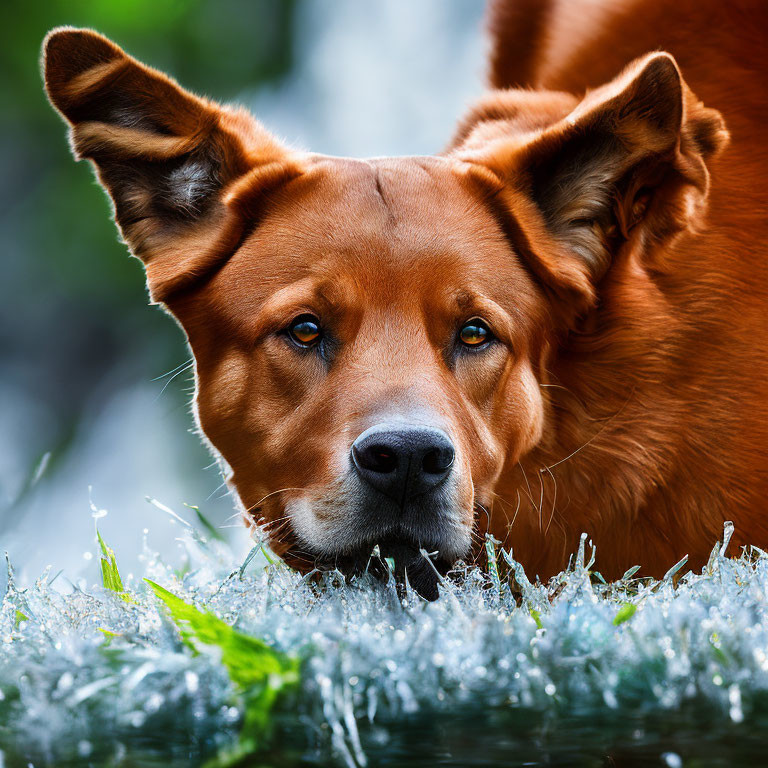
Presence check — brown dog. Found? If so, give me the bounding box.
[42,1,767,597]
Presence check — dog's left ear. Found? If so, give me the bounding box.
[43,27,304,302]
[452,53,729,314]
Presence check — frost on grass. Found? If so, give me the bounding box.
[2,514,768,767]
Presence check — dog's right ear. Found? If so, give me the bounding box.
[43,27,304,301]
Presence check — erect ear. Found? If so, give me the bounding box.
[452,52,729,315]
[43,27,304,302]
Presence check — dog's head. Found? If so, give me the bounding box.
[44,29,727,596]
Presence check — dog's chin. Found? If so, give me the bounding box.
[311,535,457,601]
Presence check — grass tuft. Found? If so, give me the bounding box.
[145,578,300,765]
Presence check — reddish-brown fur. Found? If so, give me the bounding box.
[42,4,768,589]
[480,0,768,576]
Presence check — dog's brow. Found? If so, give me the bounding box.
[315,282,338,307]
[455,290,475,310]
[252,276,350,332]
[450,291,516,344]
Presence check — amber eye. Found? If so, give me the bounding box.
[288,314,322,347]
[459,319,491,347]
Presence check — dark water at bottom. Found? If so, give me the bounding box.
[255,705,768,768]
[3,699,766,767]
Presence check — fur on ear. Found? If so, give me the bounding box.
[43,27,304,302]
[451,52,729,315]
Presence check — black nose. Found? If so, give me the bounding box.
[351,424,455,502]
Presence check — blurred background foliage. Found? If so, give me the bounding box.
[0,0,485,584]
[1,0,297,496]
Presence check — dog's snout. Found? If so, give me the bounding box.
[351,423,455,502]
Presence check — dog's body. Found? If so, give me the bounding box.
[43,1,768,595]
[479,0,768,578]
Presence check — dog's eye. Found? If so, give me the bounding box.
[458,319,492,347]
[288,315,322,347]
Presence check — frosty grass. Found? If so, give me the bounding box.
[1,507,767,767]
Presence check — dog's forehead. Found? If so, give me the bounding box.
[305,154,476,210]
[225,155,511,282]
[192,154,546,331]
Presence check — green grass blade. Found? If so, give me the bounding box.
[96,529,110,560]
[96,529,132,602]
[184,503,226,543]
[144,579,300,689]
[613,603,637,626]
[145,579,300,764]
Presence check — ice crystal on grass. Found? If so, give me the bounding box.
[2,514,768,767]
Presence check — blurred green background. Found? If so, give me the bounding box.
[0,0,485,584]
[1,0,297,497]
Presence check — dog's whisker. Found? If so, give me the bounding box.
[543,466,558,536]
[150,358,193,382]
[259,517,293,538]
[536,469,545,533]
[153,362,195,401]
[509,489,521,531]
[542,390,636,472]
[223,510,244,524]
[243,487,307,516]
[205,480,229,501]
[261,516,291,531]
